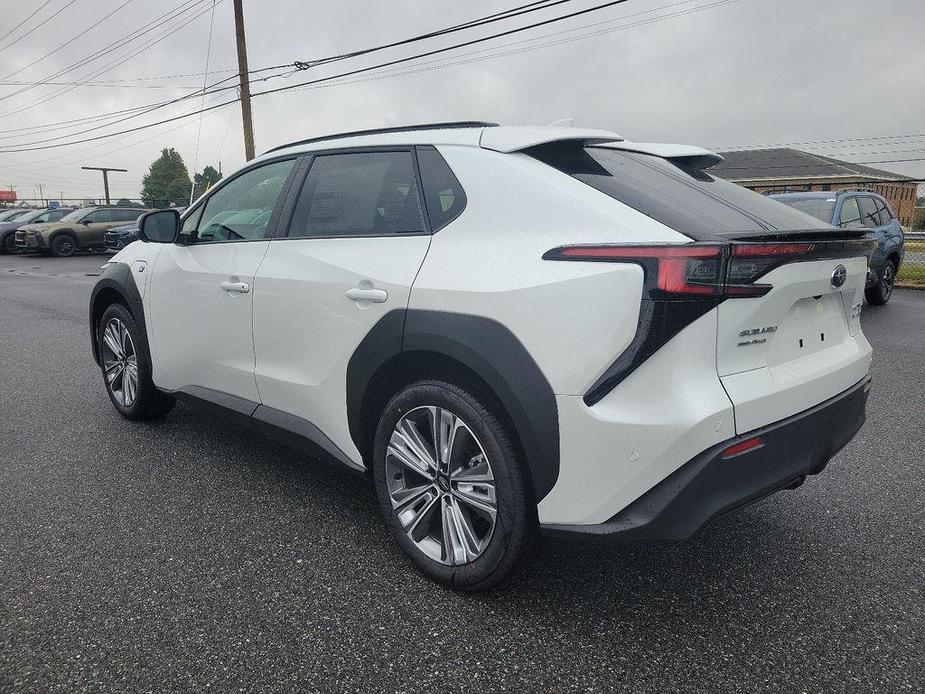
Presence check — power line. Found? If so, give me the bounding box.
[0,0,225,127]
[717,132,925,151]
[0,0,214,108]
[1,0,137,81]
[0,0,81,55]
[0,0,573,139]
[288,0,736,98]
[190,0,218,199]
[0,0,737,154]
[0,0,56,45]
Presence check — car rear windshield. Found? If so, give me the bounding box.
[527,144,833,239]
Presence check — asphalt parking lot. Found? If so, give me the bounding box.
[1,252,922,694]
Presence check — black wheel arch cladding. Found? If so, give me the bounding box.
[89,261,148,366]
[347,309,560,502]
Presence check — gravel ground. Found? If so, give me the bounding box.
[1,253,922,693]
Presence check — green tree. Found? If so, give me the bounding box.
[192,165,223,200]
[914,207,925,231]
[141,148,192,207]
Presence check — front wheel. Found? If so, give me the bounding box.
[866,259,896,305]
[1,233,15,254]
[98,304,175,420]
[50,234,77,257]
[372,380,535,591]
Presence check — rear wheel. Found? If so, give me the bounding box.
[372,380,534,591]
[51,234,77,257]
[98,304,175,420]
[866,259,896,305]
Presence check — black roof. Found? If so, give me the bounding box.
[264,121,498,154]
[710,147,907,182]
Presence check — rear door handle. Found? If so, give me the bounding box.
[345,287,388,303]
[220,281,250,294]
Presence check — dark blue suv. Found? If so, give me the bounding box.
[771,191,905,305]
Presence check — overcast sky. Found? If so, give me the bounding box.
[1,0,923,202]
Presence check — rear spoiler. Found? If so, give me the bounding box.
[721,228,874,242]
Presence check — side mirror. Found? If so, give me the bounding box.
[138,208,180,243]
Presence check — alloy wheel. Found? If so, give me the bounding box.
[386,406,497,565]
[55,237,75,256]
[881,263,894,301]
[101,318,138,407]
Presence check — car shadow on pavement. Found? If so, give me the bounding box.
[141,398,848,631]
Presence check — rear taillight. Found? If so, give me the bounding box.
[543,242,814,299]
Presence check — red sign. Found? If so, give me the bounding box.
[0,190,16,202]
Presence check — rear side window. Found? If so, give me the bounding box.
[858,197,881,228]
[528,145,833,238]
[86,210,112,223]
[112,209,140,222]
[288,151,425,238]
[417,146,466,231]
[874,198,892,224]
[49,209,68,221]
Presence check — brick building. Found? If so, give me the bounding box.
[710,148,918,227]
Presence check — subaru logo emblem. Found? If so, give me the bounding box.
[831,264,847,288]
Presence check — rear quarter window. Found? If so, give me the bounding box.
[527,144,833,239]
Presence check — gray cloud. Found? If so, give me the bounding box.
[1,0,923,201]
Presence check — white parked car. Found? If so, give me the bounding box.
[91,122,874,590]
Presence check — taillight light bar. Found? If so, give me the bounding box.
[543,242,814,299]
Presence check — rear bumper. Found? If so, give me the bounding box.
[542,375,870,540]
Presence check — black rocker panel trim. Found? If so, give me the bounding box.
[346,309,560,502]
[89,261,147,366]
[171,387,364,474]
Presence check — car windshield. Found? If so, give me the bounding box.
[773,197,837,223]
[59,208,93,222]
[17,209,51,223]
[0,209,29,222]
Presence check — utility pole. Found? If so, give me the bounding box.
[38,183,44,206]
[81,166,127,205]
[232,0,255,161]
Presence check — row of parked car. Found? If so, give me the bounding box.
[0,205,185,256]
[0,188,904,305]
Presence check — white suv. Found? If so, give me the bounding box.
[91,122,874,590]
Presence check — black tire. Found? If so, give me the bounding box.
[372,380,535,591]
[865,259,896,305]
[97,303,175,420]
[1,233,15,254]
[50,233,77,257]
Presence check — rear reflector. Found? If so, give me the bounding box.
[543,242,816,299]
[721,436,763,459]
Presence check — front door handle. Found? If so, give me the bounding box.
[345,287,388,303]
[220,281,250,294]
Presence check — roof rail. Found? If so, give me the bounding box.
[264,121,499,154]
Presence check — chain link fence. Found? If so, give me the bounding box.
[899,216,925,287]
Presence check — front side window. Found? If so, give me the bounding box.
[194,159,295,243]
[858,197,881,228]
[838,197,863,227]
[288,151,425,238]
